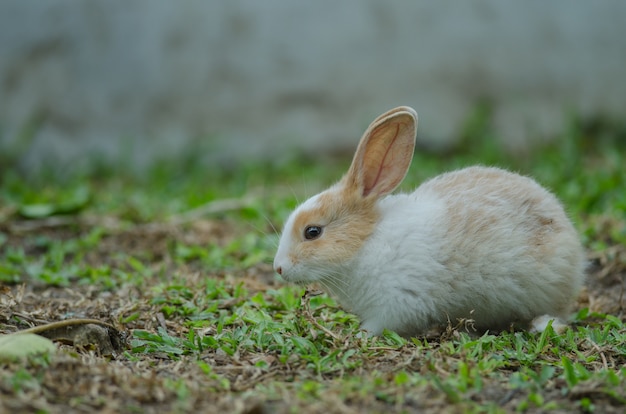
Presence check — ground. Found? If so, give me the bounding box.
[0,117,625,413]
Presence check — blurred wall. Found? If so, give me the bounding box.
[1,1,625,173]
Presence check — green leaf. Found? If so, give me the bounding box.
[18,204,57,219]
[0,333,57,361]
[561,356,578,388]
[18,185,90,218]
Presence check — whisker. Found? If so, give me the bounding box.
[245,220,271,237]
[317,279,331,295]
[242,221,279,252]
[258,211,280,237]
[317,272,350,299]
[288,184,301,206]
[321,269,349,287]
[326,281,349,300]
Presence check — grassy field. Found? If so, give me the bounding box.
[0,114,625,413]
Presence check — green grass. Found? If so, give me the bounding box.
[0,114,625,412]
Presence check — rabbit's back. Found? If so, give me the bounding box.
[409,166,585,329]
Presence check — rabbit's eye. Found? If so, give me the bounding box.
[304,225,323,240]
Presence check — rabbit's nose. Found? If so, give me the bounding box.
[276,266,283,275]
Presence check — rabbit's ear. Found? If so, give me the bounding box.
[344,107,417,198]
[370,106,415,125]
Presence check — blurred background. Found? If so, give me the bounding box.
[1,0,625,176]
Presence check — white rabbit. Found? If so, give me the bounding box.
[273,106,585,337]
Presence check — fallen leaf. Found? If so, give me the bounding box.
[0,333,57,361]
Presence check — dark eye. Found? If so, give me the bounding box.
[304,225,323,240]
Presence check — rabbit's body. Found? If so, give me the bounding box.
[337,167,584,336]
[274,107,585,337]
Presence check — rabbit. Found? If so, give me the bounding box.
[273,106,586,337]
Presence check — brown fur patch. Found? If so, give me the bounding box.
[290,188,380,264]
[424,166,570,259]
[422,167,584,320]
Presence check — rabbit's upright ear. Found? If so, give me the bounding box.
[345,107,418,199]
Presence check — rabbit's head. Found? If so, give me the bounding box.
[273,107,418,284]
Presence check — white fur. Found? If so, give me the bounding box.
[274,193,326,284]
[335,193,447,335]
[277,168,585,337]
[349,174,583,336]
[274,107,585,337]
[530,315,568,334]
